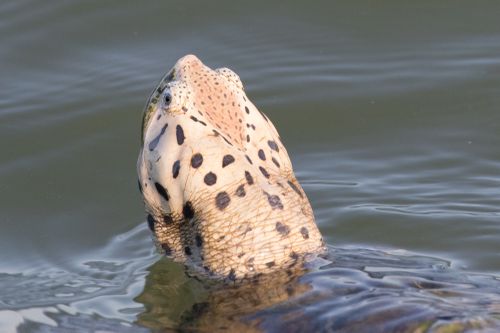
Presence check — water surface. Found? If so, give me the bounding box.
[1,1,500,332]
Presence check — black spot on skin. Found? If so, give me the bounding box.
[259,166,270,179]
[245,171,254,185]
[181,106,188,112]
[272,157,280,168]
[195,234,203,247]
[190,115,198,122]
[265,261,275,268]
[300,227,310,239]
[275,222,290,236]
[235,184,246,197]
[268,140,279,152]
[154,182,169,201]
[172,160,180,179]
[245,106,250,114]
[287,180,304,198]
[176,125,185,145]
[138,180,143,194]
[215,191,231,210]
[228,268,236,281]
[191,153,203,168]
[183,201,194,220]
[162,243,172,256]
[258,149,266,161]
[245,155,253,165]
[147,214,155,231]
[288,253,300,267]
[212,129,220,136]
[238,252,246,258]
[199,120,207,126]
[148,123,168,151]
[222,154,235,168]
[204,172,217,186]
[265,192,284,210]
[184,246,192,255]
[163,215,173,224]
[222,135,233,146]
[246,134,250,142]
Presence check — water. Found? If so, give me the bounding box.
[1,1,500,331]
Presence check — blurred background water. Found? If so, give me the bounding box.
[1,1,500,332]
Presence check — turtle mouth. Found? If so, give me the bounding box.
[140,69,176,145]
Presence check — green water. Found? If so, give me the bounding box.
[1,1,500,332]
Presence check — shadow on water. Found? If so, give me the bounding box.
[135,245,500,332]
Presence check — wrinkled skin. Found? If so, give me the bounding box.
[137,55,325,280]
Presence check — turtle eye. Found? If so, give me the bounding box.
[164,92,172,105]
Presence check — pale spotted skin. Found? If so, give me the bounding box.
[137,54,325,281]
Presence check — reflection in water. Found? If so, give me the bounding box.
[1,225,500,332]
[136,246,500,332]
[136,257,310,332]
